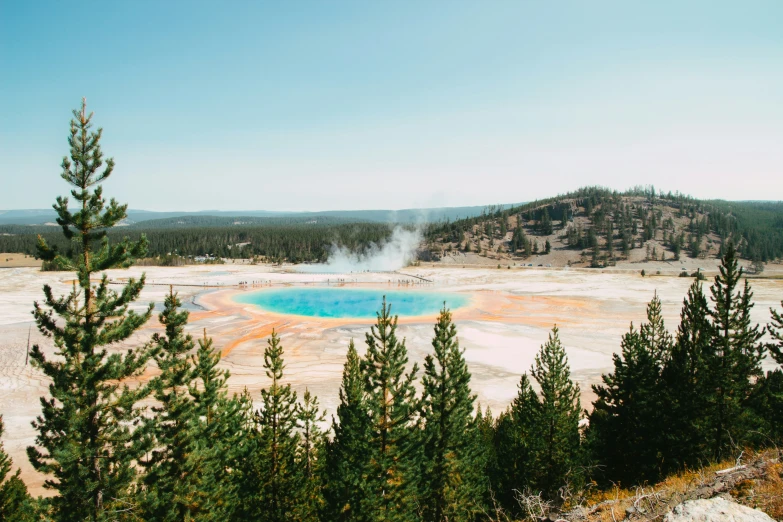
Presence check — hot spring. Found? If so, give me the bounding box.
[235,287,469,319]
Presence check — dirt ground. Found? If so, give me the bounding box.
[0,253,40,268]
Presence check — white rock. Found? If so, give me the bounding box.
[664,497,774,522]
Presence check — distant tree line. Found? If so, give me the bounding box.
[0,222,395,265]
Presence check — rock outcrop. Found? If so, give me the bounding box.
[664,497,774,522]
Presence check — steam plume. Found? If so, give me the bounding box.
[298,226,422,273]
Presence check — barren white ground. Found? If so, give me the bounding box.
[1,264,781,495]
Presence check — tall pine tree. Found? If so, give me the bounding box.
[529,326,582,500]
[360,298,419,522]
[587,295,670,485]
[139,288,201,520]
[419,306,486,521]
[187,331,254,520]
[661,281,713,473]
[294,389,327,522]
[28,99,154,521]
[492,374,538,514]
[255,330,301,522]
[752,302,783,444]
[706,243,766,458]
[325,340,371,521]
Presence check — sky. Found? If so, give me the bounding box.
[1,1,782,211]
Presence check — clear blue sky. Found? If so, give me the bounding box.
[2,1,782,211]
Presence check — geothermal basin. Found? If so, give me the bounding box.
[1,263,781,496]
[235,287,469,318]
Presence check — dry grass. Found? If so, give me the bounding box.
[481,451,783,521]
[573,449,783,522]
[732,460,783,519]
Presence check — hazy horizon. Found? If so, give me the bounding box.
[2,2,782,211]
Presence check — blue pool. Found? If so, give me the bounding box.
[235,287,469,318]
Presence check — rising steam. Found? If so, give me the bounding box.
[298,226,423,273]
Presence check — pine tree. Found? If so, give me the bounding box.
[139,288,200,520]
[294,389,327,522]
[661,281,713,472]
[188,331,253,521]
[255,330,300,522]
[360,298,419,521]
[769,301,783,366]
[28,99,154,520]
[749,301,783,445]
[0,417,36,521]
[587,295,671,485]
[325,340,371,521]
[492,374,538,514]
[419,306,486,521]
[706,243,766,459]
[529,326,582,500]
[472,406,496,511]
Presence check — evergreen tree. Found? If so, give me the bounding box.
[492,374,538,515]
[769,301,783,366]
[360,298,419,521]
[28,99,154,521]
[419,306,486,521]
[294,389,327,522]
[140,294,248,520]
[529,326,582,500]
[0,417,36,521]
[325,340,371,521]
[706,243,766,459]
[587,295,671,485]
[186,330,251,520]
[255,330,301,522]
[472,406,496,514]
[749,301,783,444]
[139,288,200,520]
[661,281,713,472]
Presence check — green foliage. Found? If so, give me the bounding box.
[325,340,371,521]
[254,330,301,522]
[492,374,538,513]
[3,220,396,265]
[706,242,766,458]
[528,326,582,499]
[0,417,36,521]
[360,298,420,521]
[294,389,327,522]
[139,292,247,520]
[661,281,714,471]
[28,99,154,521]
[418,306,487,521]
[769,301,783,366]
[587,294,671,485]
[492,326,582,515]
[139,289,199,520]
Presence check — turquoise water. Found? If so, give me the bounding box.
[236,287,469,318]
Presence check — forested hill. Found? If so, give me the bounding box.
[424,186,783,266]
[3,186,783,266]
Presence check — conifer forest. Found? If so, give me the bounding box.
[2,105,783,522]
